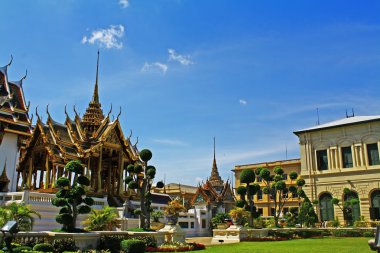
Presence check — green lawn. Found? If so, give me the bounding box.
[204,238,372,253]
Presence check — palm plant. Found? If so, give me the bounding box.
[0,202,41,231]
[82,206,120,231]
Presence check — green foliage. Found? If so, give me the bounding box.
[147,168,156,178]
[236,186,247,196]
[83,206,119,231]
[259,168,271,181]
[53,161,93,232]
[12,246,33,253]
[56,178,70,187]
[289,171,298,180]
[331,198,340,205]
[156,181,164,188]
[33,243,53,252]
[97,235,122,253]
[289,185,297,193]
[248,184,260,195]
[235,199,246,208]
[296,178,306,187]
[273,166,284,175]
[134,165,143,173]
[125,176,133,184]
[120,239,146,253]
[312,199,319,205]
[275,181,286,190]
[134,209,142,215]
[139,149,153,162]
[150,210,164,222]
[298,198,318,227]
[0,202,41,231]
[262,187,270,194]
[273,174,283,182]
[255,168,262,175]
[127,164,135,173]
[78,205,91,214]
[128,180,139,189]
[297,189,306,198]
[77,175,90,186]
[84,197,94,206]
[211,212,230,227]
[240,169,256,184]
[64,160,83,174]
[52,239,78,253]
[343,187,351,195]
[59,207,70,214]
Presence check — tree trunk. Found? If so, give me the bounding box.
[140,178,147,229]
[247,183,254,227]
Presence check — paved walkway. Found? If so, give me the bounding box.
[186,237,213,246]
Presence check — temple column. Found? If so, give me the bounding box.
[27,156,33,188]
[45,155,50,189]
[97,148,103,192]
[39,169,44,189]
[118,152,123,195]
[87,158,91,179]
[51,164,57,187]
[108,156,112,195]
[16,172,20,190]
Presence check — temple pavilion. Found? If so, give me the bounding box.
[191,138,235,216]
[0,56,32,192]
[17,52,140,206]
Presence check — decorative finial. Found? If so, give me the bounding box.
[64,104,70,118]
[128,129,133,140]
[213,137,216,161]
[35,106,40,119]
[107,103,112,117]
[73,104,79,117]
[26,101,30,111]
[6,55,13,67]
[92,50,100,103]
[21,69,27,81]
[116,106,122,119]
[46,104,51,119]
[134,137,139,147]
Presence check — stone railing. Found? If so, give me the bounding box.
[0,230,181,250]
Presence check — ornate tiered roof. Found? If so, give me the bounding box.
[18,52,139,169]
[0,56,32,137]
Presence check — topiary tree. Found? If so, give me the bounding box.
[236,169,260,226]
[125,149,164,230]
[52,160,93,232]
[258,166,305,227]
[332,188,360,226]
[298,195,318,227]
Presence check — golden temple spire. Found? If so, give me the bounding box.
[209,137,223,189]
[92,49,100,103]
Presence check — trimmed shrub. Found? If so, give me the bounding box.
[134,236,157,248]
[235,199,246,208]
[240,169,256,184]
[33,243,54,252]
[97,235,122,253]
[13,246,33,253]
[156,181,164,188]
[139,149,153,162]
[52,239,78,253]
[236,186,247,196]
[77,175,90,186]
[121,239,146,253]
[128,181,139,189]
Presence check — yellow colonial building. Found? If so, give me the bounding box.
[234,159,301,217]
[234,115,380,223]
[294,115,380,222]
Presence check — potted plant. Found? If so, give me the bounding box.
[211,212,230,229]
[164,200,186,225]
[228,207,250,226]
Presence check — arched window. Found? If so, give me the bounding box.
[344,191,360,222]
[319,193,334,221]
[370,190,380,220]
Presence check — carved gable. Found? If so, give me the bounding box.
[194,193,206,204]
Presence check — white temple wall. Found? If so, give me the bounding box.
[0,132,19,192]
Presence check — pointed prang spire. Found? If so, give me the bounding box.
[92,49,100,103]
[209,137,223,188]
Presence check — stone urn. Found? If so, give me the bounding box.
[166,214,179,225]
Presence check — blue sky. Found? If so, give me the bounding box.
[1,1,380,186]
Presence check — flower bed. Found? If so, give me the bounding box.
[146,242,205,252]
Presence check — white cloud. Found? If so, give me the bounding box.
[153,138,188,146]
[119,0,129,8]
[82,25,125,49]
[141,62,168,74]
[168,49,193,65]
[239,99,247,105]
